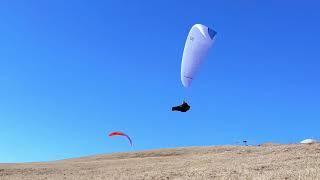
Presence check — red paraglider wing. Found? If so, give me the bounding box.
[108,131,132,146]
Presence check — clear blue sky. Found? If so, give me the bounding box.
[0,0,319,163]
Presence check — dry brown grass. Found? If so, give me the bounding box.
[1,143,320,180]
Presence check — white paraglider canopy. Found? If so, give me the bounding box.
[300,139,318,144]
[181,24,217,88]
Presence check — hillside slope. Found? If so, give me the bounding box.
[0,144,320,180]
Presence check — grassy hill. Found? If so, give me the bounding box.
[0,143,319,179]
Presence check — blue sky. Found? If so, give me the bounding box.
[0,0,320,162]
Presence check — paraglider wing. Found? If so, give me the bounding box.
[181,24,217,88]
[109,131,132,146]
[300,139,318,144]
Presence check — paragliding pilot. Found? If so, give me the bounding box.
[172,101,190,112]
